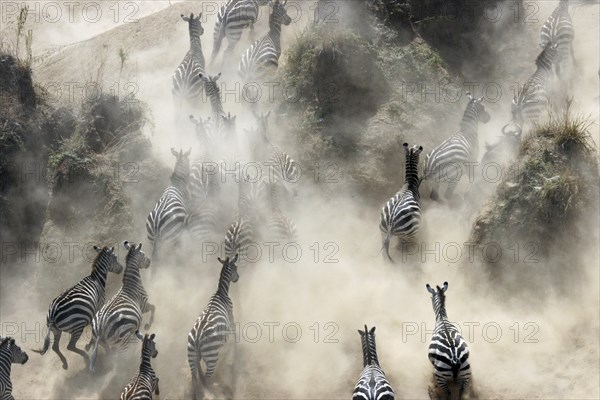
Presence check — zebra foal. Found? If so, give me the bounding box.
[33,246,123,369]
[379,143,423,262]
[188,255,240,399]
[426,282,471,399]
[0,337,28,400]
[352,325,395,400]
[119,331,159,400]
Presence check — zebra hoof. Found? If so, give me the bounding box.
[62,363,68,370]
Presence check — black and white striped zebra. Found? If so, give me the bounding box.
[0,337,28,400]
[379,143,423,262]
[199,73,237,144]
[247,110,272,161]
[426,282,470,399]
[119,331,159,400]
[188,255,239,399]
[173,13,206,120]
[352,325,395,400]
[502,42,558,136]
[238,0,292,82]
[422,93,490,201]
[211,0,269,66]
[33,246,123,370]
[540,0,574,79]
[146,148,191,261]
[87,242,154,373]
[264,149,299,202]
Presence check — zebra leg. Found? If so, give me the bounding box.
[458,378,470,399]
[444,179,459,201]
[154,377,160,395]
[66,328,90,365]
[50,327,69,370]
[430,187,440,202]
[144,303,156,330]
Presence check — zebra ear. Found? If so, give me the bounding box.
[265,111,271,118]
[137,243,142,251]
[215,72,222,81]
[93,245,101,253]
[196,12,202,20]
[180,14,189,22]
[231,253,239,264]
[150,333,155,340]
[426,283,435,294]
[466,91,473,101]
[369,326,376,335]
[442,282,448,292]
[478,97,484,102]
[171,148,178,157]
[124,241,131,250]
[185,148,192,157]
[253,110,260,119]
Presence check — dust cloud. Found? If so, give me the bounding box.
[1,0,599,399]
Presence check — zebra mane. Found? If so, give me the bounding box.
[0,337,10,347]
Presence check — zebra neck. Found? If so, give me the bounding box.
[0,348,12,372]
[435,308,448,322]
[170,174,188,190]
[122,263,142,294]
[268,24,282,52]
[361,336,379,367]
[459,114,479,146]
[190,36,202,51]
[90,259,109,288]
[217,268,232,296]
[140,352,153,370]
[210,96,224,118]
[405,164,420,192]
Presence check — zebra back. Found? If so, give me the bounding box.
[426,282,471,396]
[352,326,395,400]
[120,331,159,400]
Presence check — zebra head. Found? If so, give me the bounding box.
[357,325,379,367]
[466,92,490,123]
[218,254,239,283]
[171,148,192,184]
[426,282,448,318]
[93,245,124,274]
[135,331,158,358]
[124,241,151,270]
[0,337,28,365]
[270,0,292,27]
[199,72,222,100]
[181,13,204,38]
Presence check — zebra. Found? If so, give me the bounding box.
[173,13,206,121]
[186,201,219,247]
[267,210,297,244]
[119,331,159,400]
[540,0,574,79]
[352,325,395,400]
[0,337,28,400]
[502,42,558,136]
[238,0,292,82]
[210,0,270,67]
[225,215,256,262]
[188,255,239,399]
[33,246,123,370]
[422,93,490,201]
[146,148,191,261]
[87,241,154,373]
[264,149,299,202]
[248,110,272,161]
[426,282,471,399]
[379,143,423,262]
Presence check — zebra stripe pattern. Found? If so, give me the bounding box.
[0,337,28,400]
[88,242,154,373]
[423,93,490,201]
[172,13,206,115]
[120,331,159,400]
[379,143,423,262]
[426,282,470,399]
[238,0,292,81]
[540,0,574,77]
[265,149,299,201]
[33,246,123,370]
[352,326,395,400]
[188,255,240,398]
[224,215,255,261]
[146,148,191,261]
[199,73,237,143]
[211,0,269,66]
[503,42,558,135]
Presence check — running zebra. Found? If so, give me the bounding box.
[225,215,256,262]
[186,201,219,246]
[33,246,123,370]
[119,331,159,400]
[87,242,154,373]
[146,148,191,261]
[238,0,292,82]
[173,13,206,121]
[540,0,574,78]
[265,149,299,202]
[426,282,471,399]
[502,42,558,136]
[199,73,237,143]
[0,337,28,400]
[211,0,269,66]
[379,143,423,262]
[352,325,395,400]
[249,110,272,161]
[422,93,490,201]
[188,255,239,399]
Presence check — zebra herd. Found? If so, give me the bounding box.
[380,0,577,264]
[0,1,584,399]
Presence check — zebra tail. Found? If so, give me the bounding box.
[210,22,225,65]
[89,329,102,373]
[32,324,51,354]
[151,240,159,263]
[382,232,394,263]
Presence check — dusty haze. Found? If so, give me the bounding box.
[1,0,599,399]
